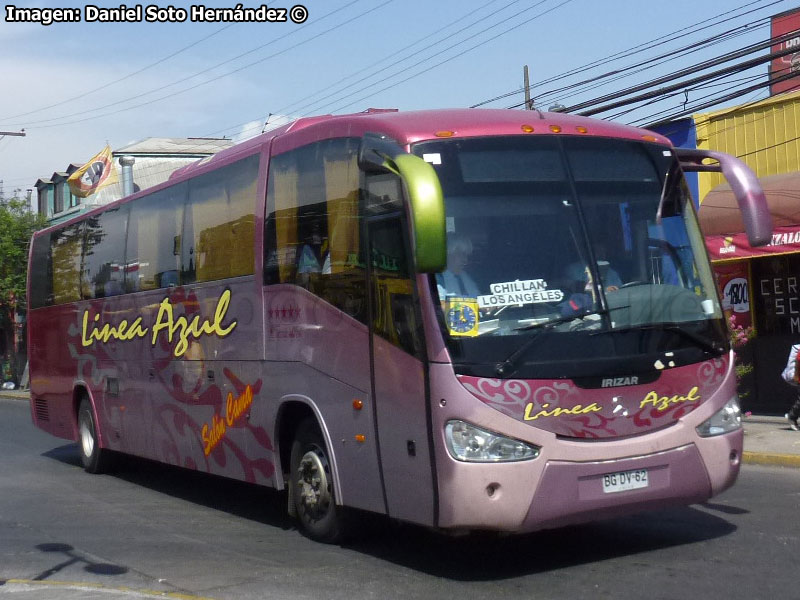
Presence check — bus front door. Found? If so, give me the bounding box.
[367,213,436,527]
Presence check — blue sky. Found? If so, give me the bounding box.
[0,0,795,197]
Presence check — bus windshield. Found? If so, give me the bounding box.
[413,135,727,379]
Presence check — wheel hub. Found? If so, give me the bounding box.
[296,446,331,520]
[80,416,94,458]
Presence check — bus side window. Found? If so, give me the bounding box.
[83,206,128,298]
[184,156,258,285]
[265,138,367,323]
[29,231,53,308]
[365,175,424,359]
[50,222,84,305]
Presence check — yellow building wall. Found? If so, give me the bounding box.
[695,89,800,201]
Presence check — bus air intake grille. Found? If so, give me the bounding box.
[33,398,50,422]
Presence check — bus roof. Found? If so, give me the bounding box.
[173,108,672,180]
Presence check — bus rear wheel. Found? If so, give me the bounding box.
[289,418,346,543]
[78,398,112,474]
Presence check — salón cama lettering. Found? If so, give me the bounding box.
[81,290,237,357]
[201,385,255,456]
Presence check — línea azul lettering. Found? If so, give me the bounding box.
[80,290,237,357]
[151,289,237,357]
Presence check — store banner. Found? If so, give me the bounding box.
[706,224,800,261]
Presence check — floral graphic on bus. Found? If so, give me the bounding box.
[458,357,726,438]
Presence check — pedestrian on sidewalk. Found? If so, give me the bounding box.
[780,343,800,431]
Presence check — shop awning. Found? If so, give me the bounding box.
[700,170,800,261]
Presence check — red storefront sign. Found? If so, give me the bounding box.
[706,224,800,261]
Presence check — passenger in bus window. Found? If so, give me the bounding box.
[566,243,622,295]
[436,233,480,299]
[566,260,622,293]
[296,221,329,286]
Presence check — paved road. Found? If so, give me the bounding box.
[1,397,798,600]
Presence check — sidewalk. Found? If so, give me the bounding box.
[2,390,799,467]
[741,414,800,467]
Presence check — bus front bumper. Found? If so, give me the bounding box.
[435,429,742,533]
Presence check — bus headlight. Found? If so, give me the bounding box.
[445,420,540,462]
[696,396,742,437]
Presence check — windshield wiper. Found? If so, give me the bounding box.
[590,323,725,355]
[495,311,605,377]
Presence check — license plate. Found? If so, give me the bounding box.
[602,468,649,493]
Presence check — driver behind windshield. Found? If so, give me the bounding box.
[436,233,481,300]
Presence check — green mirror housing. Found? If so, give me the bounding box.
[358,134,446,273]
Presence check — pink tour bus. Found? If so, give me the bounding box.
[27,109,771,542]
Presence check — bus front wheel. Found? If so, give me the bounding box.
[290,418,346,543]
[78,398,112,474]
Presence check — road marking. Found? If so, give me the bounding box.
[0,579,216,599]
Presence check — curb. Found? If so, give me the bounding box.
[742,451,800,468]
[0,393,29,402]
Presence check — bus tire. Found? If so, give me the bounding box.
[289,418,346,543]
[77,398,112,474]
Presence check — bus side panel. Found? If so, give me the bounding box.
[91,294,151,458]
[29,302,91,441]
[130,278,272,482]
[371,334,435,526]
[263,285,386,515]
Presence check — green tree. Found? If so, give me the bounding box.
[0,196,47,383]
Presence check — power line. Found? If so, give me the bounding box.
[618,70,774,125]
[601,70,767,122]
[641,69,800,127]
[528,21,771,109]
[325,0,574,115]
[0,23,235,121]
[271,0,520,118]
[554,29,800,115]
[573,36,800,118]
[4,0,374,129]
[298,0,556,117]
[470,0,783,108]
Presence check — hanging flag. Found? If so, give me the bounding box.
[67,145,118,198]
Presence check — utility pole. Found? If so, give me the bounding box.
[523,65,533,110]
[0,131,26,203]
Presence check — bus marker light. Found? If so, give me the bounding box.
[434,130,454,137]
[352,399,363,410]
[576,126,588,134]
[549,125,562,133]
[355,434,366,443]
[642,134,658,142]
[521,124,534,133]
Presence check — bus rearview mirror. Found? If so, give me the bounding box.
[359,134,446,273]
[675,148,772,247]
